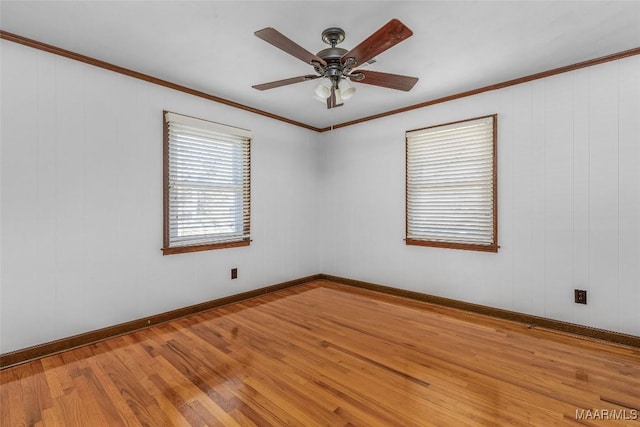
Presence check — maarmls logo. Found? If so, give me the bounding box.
[576,409,639,420]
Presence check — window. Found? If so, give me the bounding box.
[163,111,251,255]
[406,114,497,252]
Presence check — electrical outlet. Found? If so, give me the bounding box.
[574,289,587,305]
[231,268,238,280]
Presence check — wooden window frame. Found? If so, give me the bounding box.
[405,114,498,252]
[162,111,251,255]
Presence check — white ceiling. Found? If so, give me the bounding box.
[2,1,639,129]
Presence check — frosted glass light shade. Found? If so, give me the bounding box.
[315,78,332,99]
[339,79,355,100]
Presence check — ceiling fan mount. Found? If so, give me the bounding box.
[252,19,419,109]
[321,27,346,47]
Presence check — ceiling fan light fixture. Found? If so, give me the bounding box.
[315,78,355,104]
[314,77,356,104]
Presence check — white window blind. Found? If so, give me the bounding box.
[406,115,497,251]
[164,112,251,252]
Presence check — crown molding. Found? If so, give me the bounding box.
[0,30,323,133]
[1,30,639,132]
[319,46,640,132]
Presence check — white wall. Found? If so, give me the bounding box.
[0,41,321,353]
[2,40,638,355]
[319,56,640,336]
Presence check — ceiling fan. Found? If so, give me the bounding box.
[252,19,419,109]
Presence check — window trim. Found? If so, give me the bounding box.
[405,114,498,253]
[162,110,251,255]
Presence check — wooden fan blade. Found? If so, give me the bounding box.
[352,70,418,91]
[326,85,344,109]
[252,75,320,91]
[341,19,413,67]
[255,27,327,67]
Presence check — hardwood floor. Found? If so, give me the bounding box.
[2,280,639,426]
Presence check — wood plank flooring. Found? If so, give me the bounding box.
[2,280,639,426]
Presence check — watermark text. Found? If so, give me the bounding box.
[576,408,638,421]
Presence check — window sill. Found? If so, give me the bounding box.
[162,239,250,255]
[406,238,498,253]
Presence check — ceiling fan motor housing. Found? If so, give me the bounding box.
[316,47,347,78]
[316,47,348,62]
